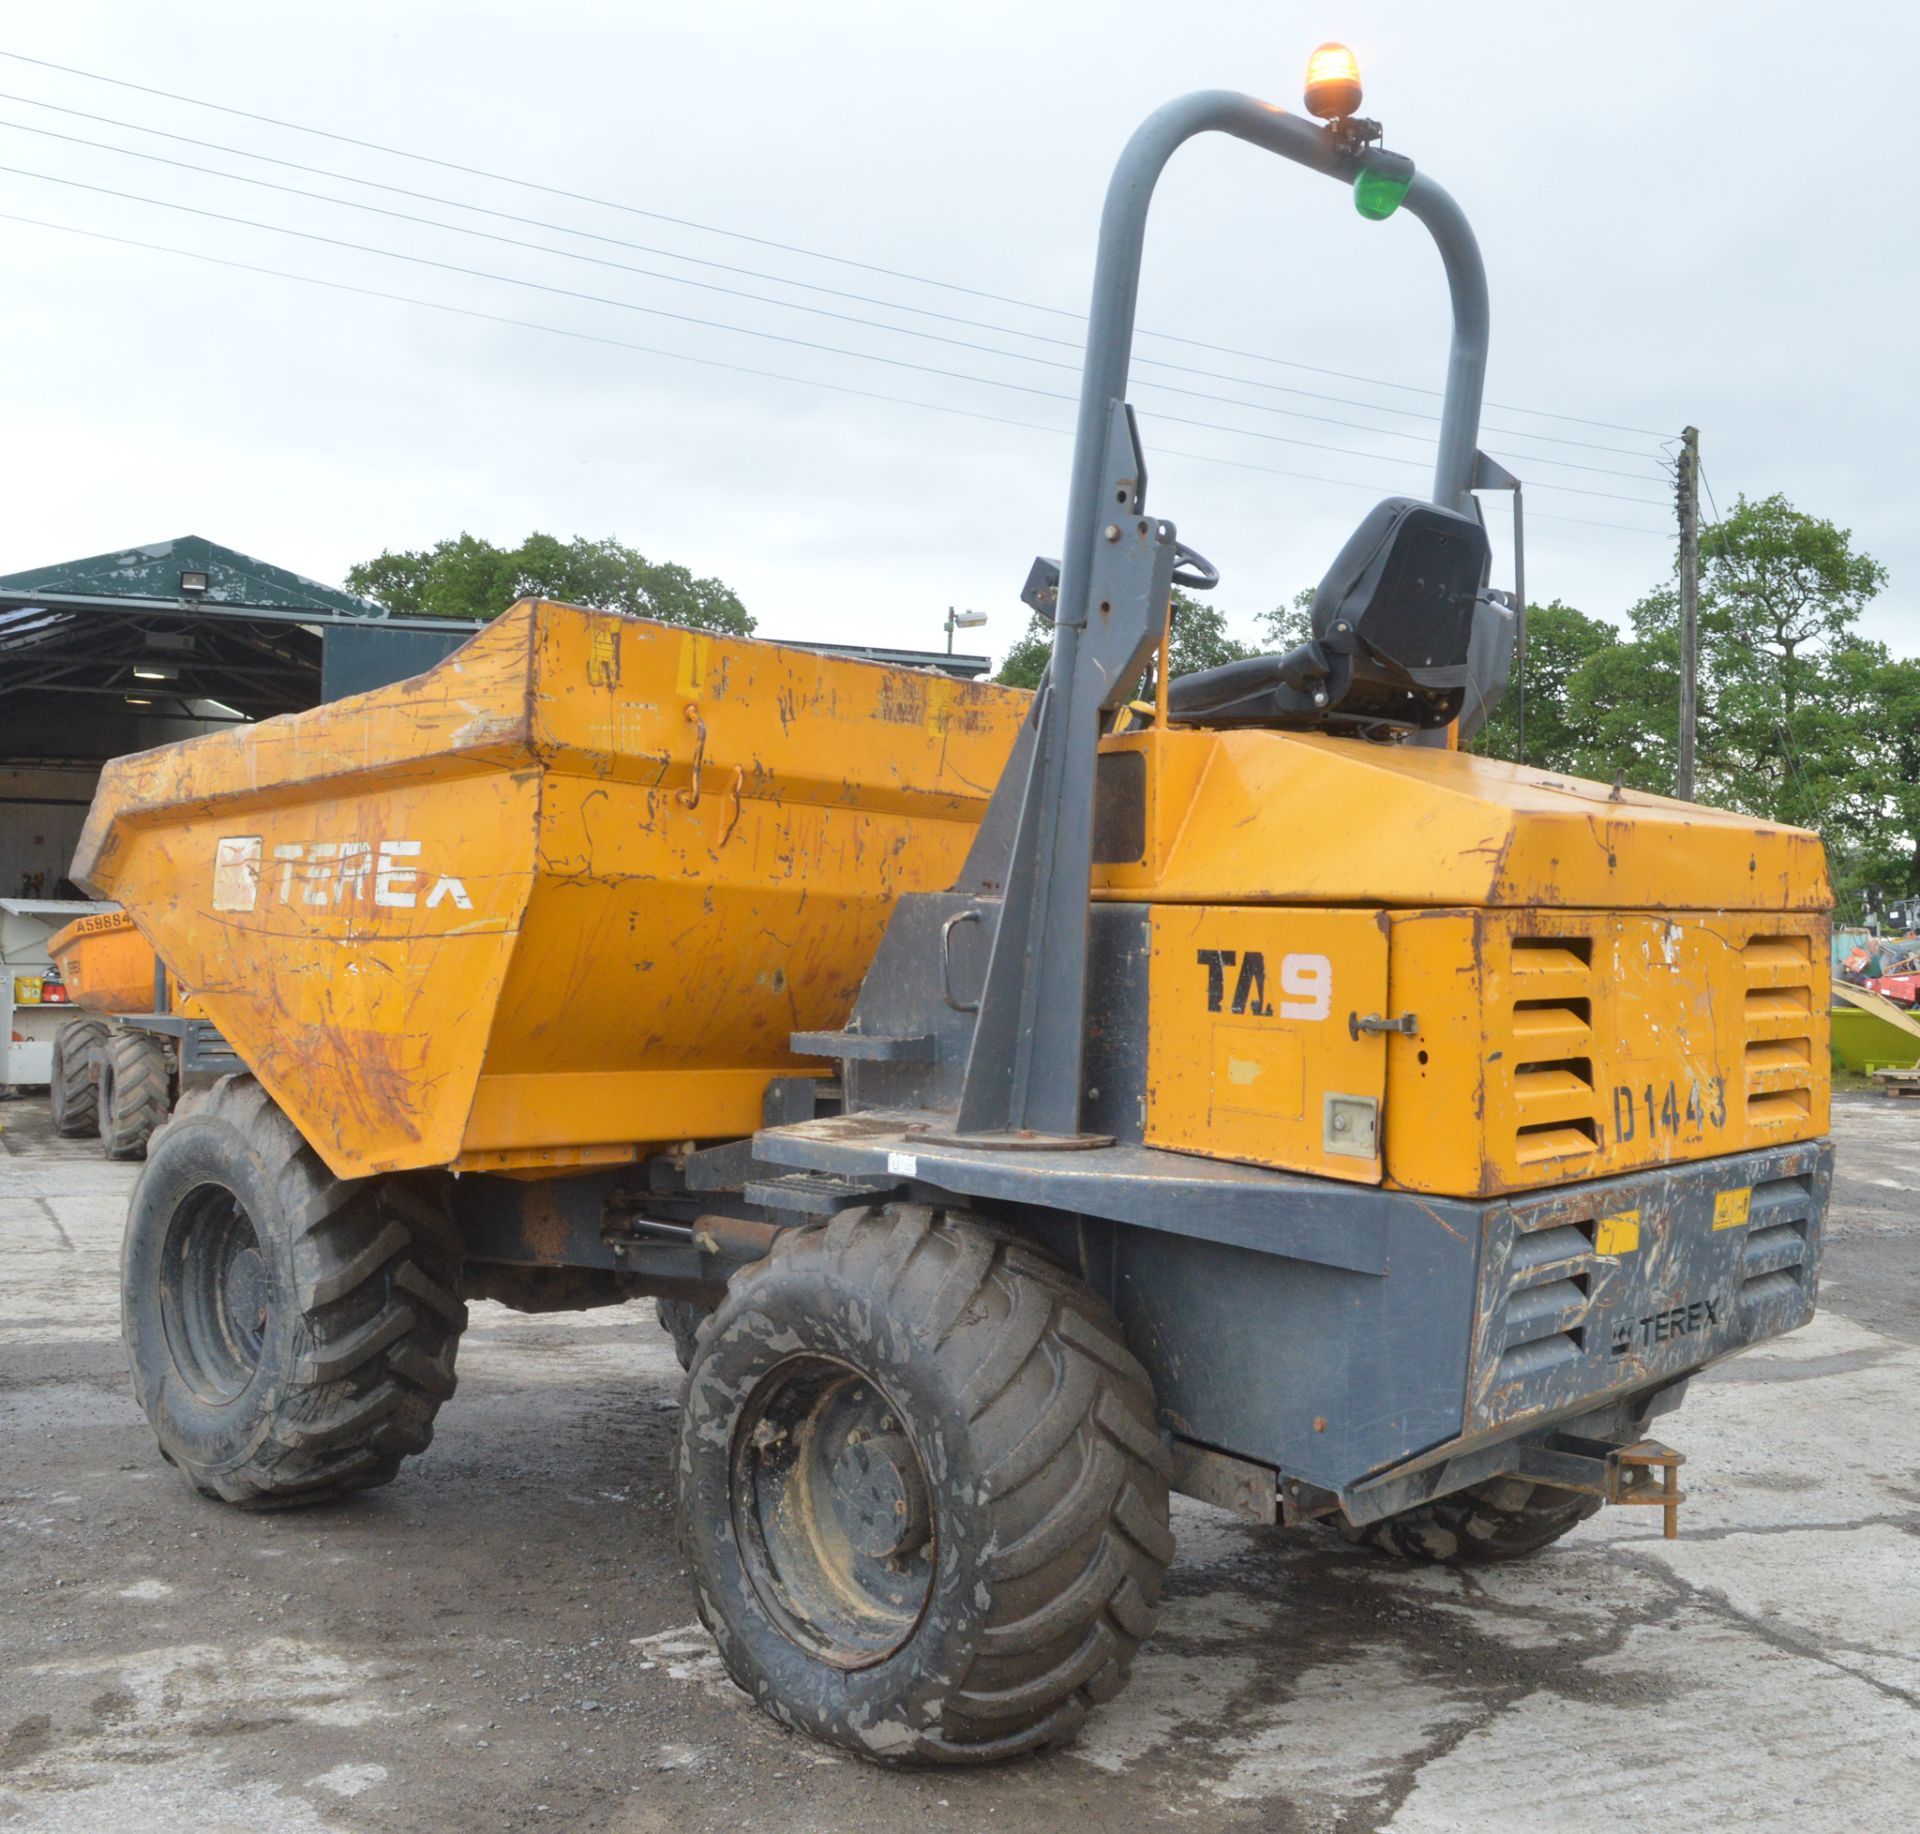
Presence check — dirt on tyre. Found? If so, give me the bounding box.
[122,1073,467,1507]
[1340,1475,1601,1564]
[49,1017,108,1136]
[677,1203,1174,1765]
[98,1027,170,1159]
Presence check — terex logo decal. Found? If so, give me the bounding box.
[1195,949,1332,1021]
[1610,1295,1722,1358]
[212,835,471,914]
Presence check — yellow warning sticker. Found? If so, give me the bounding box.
[676,632,710,700]
[587,625,620,688]
[1712,1187,1753,1232]
[1596,1209,1641,1256]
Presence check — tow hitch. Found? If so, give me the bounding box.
[1519,1438,1687,1539]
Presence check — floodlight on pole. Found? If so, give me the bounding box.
[945,606,988,653]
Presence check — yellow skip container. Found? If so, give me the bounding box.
[74,602,1029,1179]
[48,910,165,1014]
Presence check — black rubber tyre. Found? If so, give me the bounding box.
[1341,1475,1601,1564]
[656,1297,708,1371]
[98,1028,170,1160]
[677,1203,1174,1766]
[122,1074,467,1508]
[49,1017,108,1137]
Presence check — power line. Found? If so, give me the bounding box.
[0,94,1670,464]
[0,160,1668,508]
[1166,445,1665,535]
[0,113,1664,485]
[0,46,1675,441]
[0,206,1671,538]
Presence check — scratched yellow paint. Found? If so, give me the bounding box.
[73,602,1028,1179]
[1384,908,1828,1196]
[72,597,1832,1205]
[1090,725,1831,913]
[1144,906,1388,1183]
[1088,721,1829,1199]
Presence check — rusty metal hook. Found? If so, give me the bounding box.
[676,702,707,809]
[717,764,746,846]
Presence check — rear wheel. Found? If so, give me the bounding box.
[98,1028,170,1159]
[49,1018,107,1136]
[677,1204,1174,1765]
[1341,1476,1600,1564]
[122,1074,467,1507]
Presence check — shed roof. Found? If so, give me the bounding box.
[0,535,380,616]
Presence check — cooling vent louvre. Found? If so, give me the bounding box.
[1741,935,1815,1127]
[1508,936,1598,1165]
[1739,1171,1816,1312]
[1493,1213,1597,1381]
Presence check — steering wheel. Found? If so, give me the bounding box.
[1171,541,1220,592]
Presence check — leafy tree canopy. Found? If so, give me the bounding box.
[346,532,753,634]
[993,589,1255,692]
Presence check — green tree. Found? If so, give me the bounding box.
[1699,494,1882,835]
[346,532,753,634]
[1467,599,1619,770]
[1257,587,1317,652]
[1579,495,1888,827]
[1563,606,1679,794]
[993,589,1254,692]
[1829,644,1920,911]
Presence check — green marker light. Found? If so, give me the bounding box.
[1353,160,1414,221]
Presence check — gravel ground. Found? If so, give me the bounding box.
[2,1091,1916,1832]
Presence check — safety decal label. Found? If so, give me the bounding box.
[1711,1187,1753,1232]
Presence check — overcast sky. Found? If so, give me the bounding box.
[2,2,1914,666]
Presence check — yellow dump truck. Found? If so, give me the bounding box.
[44,910,236,1157]
[81,61,1831,1769]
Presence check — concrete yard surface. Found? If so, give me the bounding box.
[2,1092,1917,1831]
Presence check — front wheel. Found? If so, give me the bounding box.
[677,1204,1174,1765]
[122,1075,467,1506]
[49,1017,108,1136]
[1339,1475,1600,1564]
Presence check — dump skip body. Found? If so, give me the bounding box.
[48,910,164,1015]
[75,601,1029,1177]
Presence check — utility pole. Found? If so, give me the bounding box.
[1676,425,1700,801]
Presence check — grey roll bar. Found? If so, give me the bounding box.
[953,89,1491,1141]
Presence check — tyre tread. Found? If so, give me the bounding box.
[687,1205,1172,1765]
[99,1028,170,1159]
[129,1075,463,1509]
[1343,1477,1602,1564]
[50,1018,108,1137]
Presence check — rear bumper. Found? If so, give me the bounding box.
[1468,1138,1827,1433]
[1342,1137,1829,1520]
